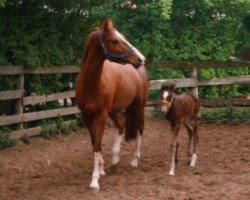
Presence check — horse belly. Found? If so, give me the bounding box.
[110,91,135,112]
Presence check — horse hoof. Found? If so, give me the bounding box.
[90,183,100,192]
[190,162,196,167]
[111,157,120,166]
[169,170,175,176]
[99,170,106,176]
[131,159,138,167]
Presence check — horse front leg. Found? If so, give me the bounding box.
[90,151,101,191]
[169,123,181,176]
[87,111,107,191]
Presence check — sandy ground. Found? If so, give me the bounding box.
[0,111,250,200]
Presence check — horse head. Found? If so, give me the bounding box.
[160,83,175,114]
[98,18,145,68]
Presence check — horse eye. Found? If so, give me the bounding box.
[111,40,119,45]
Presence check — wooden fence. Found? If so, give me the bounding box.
[0,61,250,139]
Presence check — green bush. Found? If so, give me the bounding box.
[0,128,16,149]
[153,106,250,124]
[198,68,216,81]
[40,117,79,139]
[200,107,250,124]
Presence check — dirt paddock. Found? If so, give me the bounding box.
[0,111,250,200]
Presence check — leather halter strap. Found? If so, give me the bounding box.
[161,95,175,108]
[97,32,133,61]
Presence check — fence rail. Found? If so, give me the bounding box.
[0,61,250,139]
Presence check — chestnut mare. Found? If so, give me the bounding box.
[160,83,200,176]
[75,19,148,190]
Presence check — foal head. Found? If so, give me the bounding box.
[160,83,175,114]
[97,18,145,68]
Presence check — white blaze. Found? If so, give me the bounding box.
[163,91,169,100]
[115,31,145,65]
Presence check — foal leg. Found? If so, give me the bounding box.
[184,121,194,156]
[169,123,181,176]
[109,113,125,166]
[190,121,199,167]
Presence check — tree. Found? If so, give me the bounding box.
[0,0,5,7]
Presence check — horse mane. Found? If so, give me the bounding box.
[82,28,100,64]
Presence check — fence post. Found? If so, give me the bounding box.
[15,74,24,129]
[191,67,199,98]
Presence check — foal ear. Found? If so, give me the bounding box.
[169,84,176,91]
[161,82,174,91]
[103,18,114,33]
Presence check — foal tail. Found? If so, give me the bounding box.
[125,100,144,141]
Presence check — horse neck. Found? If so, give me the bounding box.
[80,42,106,94]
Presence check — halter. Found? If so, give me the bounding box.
[161,95,175,110]
[97,32,133,62]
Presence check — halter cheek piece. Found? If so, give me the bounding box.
[97,32,133,64]
[160,95,175,110]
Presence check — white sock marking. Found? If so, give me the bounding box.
[99,154,105,175]
[169,144,177,176]
[190,153,197,167]
[169,157,176,176]
[112,133,123,165]
[131,134,141,167]
[169,169,175,176]
[90,152,100,190]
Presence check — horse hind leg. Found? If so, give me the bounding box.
[131,132,142,167]
[109,113,125,166]
[130,100,145,167]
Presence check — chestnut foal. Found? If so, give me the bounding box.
[160,83,201,176]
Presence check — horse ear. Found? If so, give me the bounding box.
[103,18,114,33]
[161,82,169,91]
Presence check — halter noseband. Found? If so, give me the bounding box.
[97,32,133,62]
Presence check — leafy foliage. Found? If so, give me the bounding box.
[200,107,250,124]
[0,128,16,149]
[153,106,250,124]
[0,0,250,135]
[40,118,79,139]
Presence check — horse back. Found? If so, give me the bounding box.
[168,93,200,122]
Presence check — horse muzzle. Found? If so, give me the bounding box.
[133,58,143,68]
[160,100,171,114]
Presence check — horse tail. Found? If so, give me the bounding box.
[125,100,143,141]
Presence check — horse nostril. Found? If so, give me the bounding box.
[134,58,143,68]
